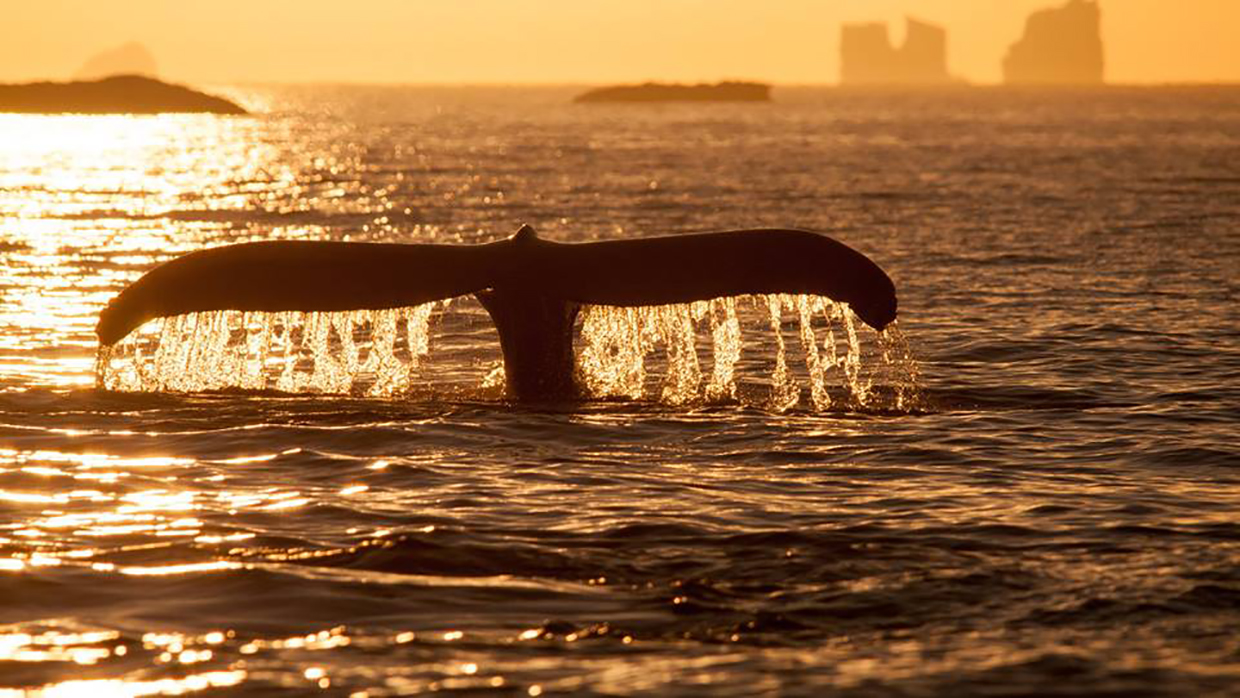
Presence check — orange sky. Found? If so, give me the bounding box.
[2,1,1237,85]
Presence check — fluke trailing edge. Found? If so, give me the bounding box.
[96,226,898,400]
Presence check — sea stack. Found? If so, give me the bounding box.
[75,42,159,80]
[839,17,952,86]
[1003,0,1104,85]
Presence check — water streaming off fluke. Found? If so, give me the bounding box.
[97,294,921,411]
[578,295,920,411]
[97,304,439,397]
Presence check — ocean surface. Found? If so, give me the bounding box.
[1,85,1238,696]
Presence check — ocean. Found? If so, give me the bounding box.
[1,85,1238,696]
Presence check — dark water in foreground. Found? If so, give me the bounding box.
[1,86,1239,696]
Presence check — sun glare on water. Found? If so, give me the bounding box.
[0,114,285,390]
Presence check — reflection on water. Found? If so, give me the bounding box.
[2,88,1240,695]
[0,114,287,393]
[0,619,247,697]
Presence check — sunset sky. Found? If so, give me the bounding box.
[3,0,1237,85]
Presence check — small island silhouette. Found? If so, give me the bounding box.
[1004,0,1104,85]
[574,81,770,103]
[0,74,246,115]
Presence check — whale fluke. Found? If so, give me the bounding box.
[95,239,500,346]
[96,226,897,400]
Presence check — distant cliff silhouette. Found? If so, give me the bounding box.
[75,42,158,80]
[840,17,952,85]
[1004,0,1104,85]
[574,81,770,103]
[0,75,246,115]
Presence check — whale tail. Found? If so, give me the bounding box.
[96,226,897,400]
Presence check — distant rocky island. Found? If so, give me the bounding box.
[840,17,955,85]
[1004,0,1104,85]
[0,74,246,115]
[574,81,770,103]
[837,0,1103,87]
[75,41,158,80]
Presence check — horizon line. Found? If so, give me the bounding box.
[183,77,1240,88]
[6,74,1240,89]
[198,78,1240,89]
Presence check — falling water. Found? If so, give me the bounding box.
[577,294,921,412]
[97,304,438,397]
[97,294,921,411]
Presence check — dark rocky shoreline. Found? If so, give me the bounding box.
[0,74,246,114]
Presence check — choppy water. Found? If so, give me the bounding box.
[1,86,1239,696]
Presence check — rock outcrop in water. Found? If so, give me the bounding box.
[839,17,953,86]
[574,81,770,103]
[74,41,158,80]
[0,74,246,115]
[1003,0,1104,85]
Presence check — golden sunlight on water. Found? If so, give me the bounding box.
[0,617,248,696]
[0,114,288,224]
[0,444,325,578]
[0,437,306,695]
[0,670,246,698]
[6,86,1234,696]
[0,114,290,391]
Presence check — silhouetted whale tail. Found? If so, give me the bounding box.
[97,226,897,400]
